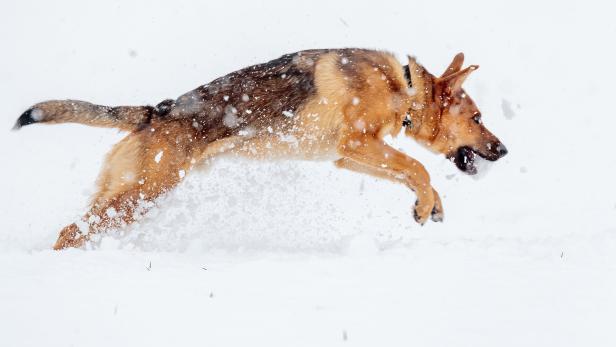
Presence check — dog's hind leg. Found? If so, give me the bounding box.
[53,121,203,250]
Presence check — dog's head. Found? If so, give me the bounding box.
[403,53,507,175]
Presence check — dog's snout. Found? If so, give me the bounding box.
[496,143,508,157]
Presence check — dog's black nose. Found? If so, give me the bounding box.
[496,143,508,157]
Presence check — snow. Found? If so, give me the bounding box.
[223,106,240,127]
[154,150,163,163]
[501,98,516,120]
[1,0,616,346]
[30,108,44,121]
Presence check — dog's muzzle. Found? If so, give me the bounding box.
[479,142,508,161]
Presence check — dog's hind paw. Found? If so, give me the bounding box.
[53,223,87,250]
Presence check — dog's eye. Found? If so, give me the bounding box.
[472,114,482,124]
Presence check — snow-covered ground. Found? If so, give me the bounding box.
[1,0,615,346]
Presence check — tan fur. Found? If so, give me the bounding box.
[24,49,506,250]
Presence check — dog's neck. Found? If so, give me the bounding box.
[402,65,441,142]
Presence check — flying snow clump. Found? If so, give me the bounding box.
[501,99,516,120]
[154,151,163,163]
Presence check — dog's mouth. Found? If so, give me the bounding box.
[449,143,508,175]
[449,146,478,175]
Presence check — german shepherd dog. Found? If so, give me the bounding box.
[14,49,507,250]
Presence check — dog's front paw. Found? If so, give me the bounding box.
[412,200,433,226]
[430,206,444,222]
[430,188,444,222]
[412,187,441,225]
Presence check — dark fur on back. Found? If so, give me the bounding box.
[164,49,330,142]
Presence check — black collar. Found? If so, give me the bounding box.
[402,65,412,88]
[401,64,415,131]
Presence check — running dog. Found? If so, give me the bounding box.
[14,49,508,250]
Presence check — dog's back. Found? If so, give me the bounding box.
[168,49,326,140]
[14,49,404,141]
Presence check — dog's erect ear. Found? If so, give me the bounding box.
[439,65,478,95]
[407,55,434,105]
[441,53,465,78]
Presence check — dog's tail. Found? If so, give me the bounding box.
[13,99,175,132]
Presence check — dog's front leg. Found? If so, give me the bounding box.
[337,133,440,224]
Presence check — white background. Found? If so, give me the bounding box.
[1,0,615,346]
